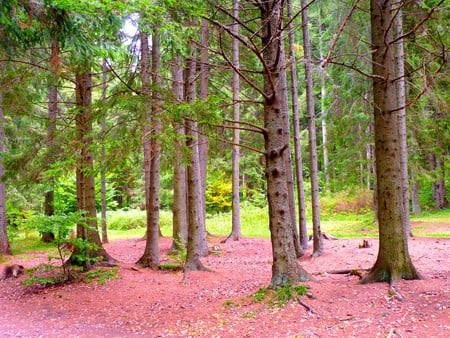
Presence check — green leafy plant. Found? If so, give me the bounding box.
[84,267,119,284]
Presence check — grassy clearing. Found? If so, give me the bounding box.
[6,207,448,254]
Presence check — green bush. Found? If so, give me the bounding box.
[107,209,146,230]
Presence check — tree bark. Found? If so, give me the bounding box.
[288,0,308,249]
[137,27,162,269]
[301,0,323,256]
[362,0,420,284]
[71,69,113,267]
[184,42,208,271]
[393,4,412,237]
[41,38,59,243]
[225,0,242,244]
[100,59,108,244]
[259,1,309,287]
[0,88,11,255]
[199,18,209,235]
[170,57,188,253]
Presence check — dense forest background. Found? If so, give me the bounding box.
[0,0,448,282]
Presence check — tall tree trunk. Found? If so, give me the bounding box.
[393,4,412,236]
[72,69,113,267]
[301,0,323,256]
[199,18,209,233]
[318,15,330,193]
[429,152,449,209]
[225,0,242,243]
[362,0,420,285]
[411,172,421,214]
[170,57,188,252]
[100,59,108,244]
[184,43,208,271]
[41,38,59,243]
[288,0,308,249]
[0,88,11,255]
[259,1,309,287]
[137,27,162,269]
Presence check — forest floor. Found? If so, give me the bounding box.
[0,222,449,337]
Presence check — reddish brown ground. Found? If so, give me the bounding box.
[1,224,449,337]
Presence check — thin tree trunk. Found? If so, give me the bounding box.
[41,38,59,243]
[411,172,421,214]
[319,16,330,193]
[0,87,11,255]
[100,59,108,244]
[393,4,412,237]
[288,0,308,249]
[225,0,242,243]
[199,18,209,234]
[301,0,323,256]
[171,57,188,252]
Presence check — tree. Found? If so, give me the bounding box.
[170,57,188,252]
[287,0,308,249]
[361,0,421,286]
[258,0,309,286]
[136,22,163,269]
[70,66,114,267]
[224,0,242,243]
[184,33,209,271]
[0,85,11,255]
[301,0,323,256]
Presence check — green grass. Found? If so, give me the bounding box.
[5,207,448,254]
[410,208,450,222]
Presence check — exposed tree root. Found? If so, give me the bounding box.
[296,296,319,316]
[324,268,371,279]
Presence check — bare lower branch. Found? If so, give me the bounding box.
[321,0,360,68]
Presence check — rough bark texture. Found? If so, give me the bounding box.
[184,46,208,271]
[137,28,161,269]
[72,69,113,266]
[288,0,308,249]
[100,59,108,244]
[41,38,59,243]
[225,0,242,244]
[393,4,411,237]
[199,18,209,235]
[362,0,421,284]
[301,0,323,256]
[0,89,11,255]
[259,1,309,287]
[170,57,188,252]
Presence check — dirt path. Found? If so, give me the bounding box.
[1,236,449,337]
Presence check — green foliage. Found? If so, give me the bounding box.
[22,263,81,287]
[250,284,308,307]
[206,172,232,213]
[106,209,172,235]
[84,267,119,284]
[320,189,373,215]
[106,209,146,230]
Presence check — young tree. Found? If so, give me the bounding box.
[361,0,421,287]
